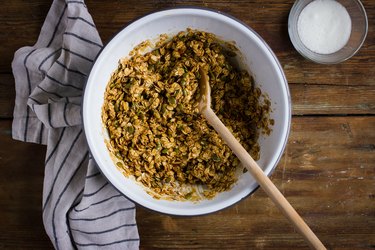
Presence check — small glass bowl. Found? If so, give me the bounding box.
[288,0,368,64]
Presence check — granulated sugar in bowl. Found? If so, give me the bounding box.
[288,0,368,64]
[297,0,352,54]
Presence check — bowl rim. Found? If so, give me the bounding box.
[288,0,368,64]
[82,6,292,216]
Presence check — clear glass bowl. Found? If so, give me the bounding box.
[288,0,368,64]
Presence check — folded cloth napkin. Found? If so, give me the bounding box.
[11,0,139,249]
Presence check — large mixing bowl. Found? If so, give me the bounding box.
[83,8,291,216]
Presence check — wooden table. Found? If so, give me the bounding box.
[1,1,374,249]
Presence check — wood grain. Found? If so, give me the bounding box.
[2,73,375,118]
[1,1,374,86]
[0,74,15,118]
[0,117,373,249]
[290,84,375,115]
[137,116,375,249]
[1,0,374,249]
[0,120,51,249]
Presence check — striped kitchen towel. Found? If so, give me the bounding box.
[11,0,139,249]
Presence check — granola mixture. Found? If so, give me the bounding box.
[102,29,273,201]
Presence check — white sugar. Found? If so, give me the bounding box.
[297,0,352,54]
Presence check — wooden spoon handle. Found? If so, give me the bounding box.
[202,107,326,250]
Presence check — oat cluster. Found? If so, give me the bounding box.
[102,30,272,200]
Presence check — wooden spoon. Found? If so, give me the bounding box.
[198,69,326,250]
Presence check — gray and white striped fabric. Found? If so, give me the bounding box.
[11,0,139,249]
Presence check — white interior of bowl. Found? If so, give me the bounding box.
[83,8,291,216]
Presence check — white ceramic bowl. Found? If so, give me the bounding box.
[83,8,291,216]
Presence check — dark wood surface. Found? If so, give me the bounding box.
[0,0,374,249]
